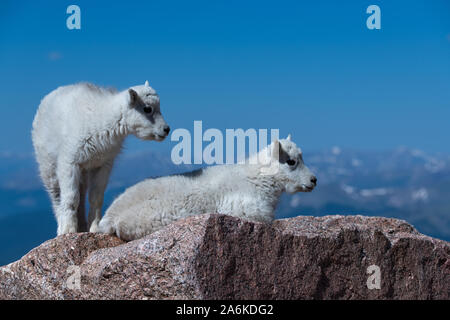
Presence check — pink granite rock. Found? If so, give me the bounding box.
[0,214,448,299]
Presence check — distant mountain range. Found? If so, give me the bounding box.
[1,146,449,265]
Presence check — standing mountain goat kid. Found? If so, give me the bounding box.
[99,135,317,241]
[32,81,170,235]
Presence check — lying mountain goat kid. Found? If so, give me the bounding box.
[99,135,317,241]
[32,81,170,235]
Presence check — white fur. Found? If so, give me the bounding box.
[99,137,317,241]
[32,81,169,235]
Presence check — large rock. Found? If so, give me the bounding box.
[0,214,448,299]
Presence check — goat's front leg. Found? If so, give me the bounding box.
[56,161,81,235]
[87,161,113,232]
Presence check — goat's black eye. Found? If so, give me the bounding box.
[143,106,153,114]
[286,159,296,166]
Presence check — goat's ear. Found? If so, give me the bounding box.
[286,134,291,141]
[272,140,281,161]
[272,140,289,163]
[144,80,149,87]
[128,89,138,107]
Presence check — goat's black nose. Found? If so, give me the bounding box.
[311,176,317,185]
[163,126,170,134]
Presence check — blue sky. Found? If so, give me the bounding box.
[0,0,449,155]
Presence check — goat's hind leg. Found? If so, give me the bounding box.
[38,161,61,224]
[76,171,88,232]
[88,160,113,232]
[56,161,81,235]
